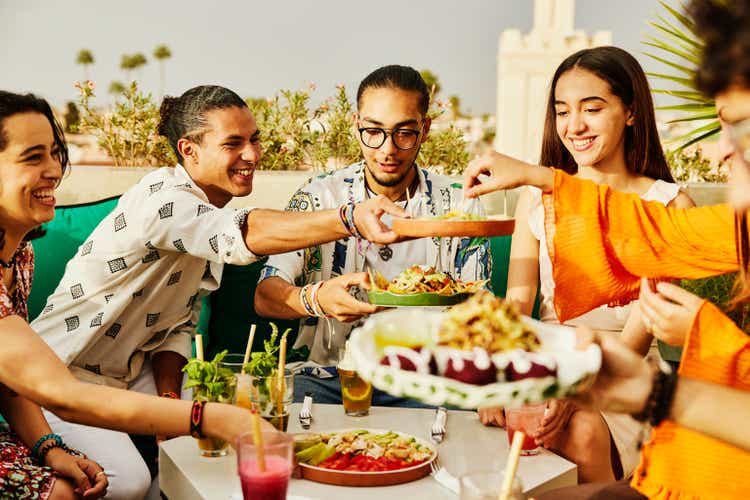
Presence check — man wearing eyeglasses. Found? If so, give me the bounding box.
[255,65,492,405]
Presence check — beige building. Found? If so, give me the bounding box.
[495,0,611,162]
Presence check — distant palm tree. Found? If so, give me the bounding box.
[153,44,172,97]
[76,49,94,80]
[120,53,148,82]
[109,80,126,96]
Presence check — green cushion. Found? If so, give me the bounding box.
[29,197,120,321]
[204,262,299,360]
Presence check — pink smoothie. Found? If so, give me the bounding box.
[238,455,292,500]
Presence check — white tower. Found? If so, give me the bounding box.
[495,0,611,162]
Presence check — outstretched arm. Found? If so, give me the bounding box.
[0,315,271,444]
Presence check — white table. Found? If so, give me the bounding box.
[160,404,577,499]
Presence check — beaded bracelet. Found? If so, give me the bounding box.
[31,434,61,460]
[309,281,327,318]
[633,361,678,427]
[338,204,353,237]
[37,442,85,464]
[346,203,363,239]
[299,283,316,317]
[190,400,207,439]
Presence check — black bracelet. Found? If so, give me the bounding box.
[37,442,86,464]
[633,361,678,427]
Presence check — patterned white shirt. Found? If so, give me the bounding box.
[259,162,493,369]
[31,165,258,388]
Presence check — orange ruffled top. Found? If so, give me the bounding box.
[542,170,750,499]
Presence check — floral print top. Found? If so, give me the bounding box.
[0,242,34,321]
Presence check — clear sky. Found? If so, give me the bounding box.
[1,0,678,114]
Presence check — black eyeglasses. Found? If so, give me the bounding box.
[357,123,423,150]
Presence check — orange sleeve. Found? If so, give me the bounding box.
[543,170,739,321]
[679,301,750,389]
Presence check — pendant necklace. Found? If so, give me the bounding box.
[365,175,418,262]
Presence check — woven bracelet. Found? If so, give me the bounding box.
[190,400,207,439]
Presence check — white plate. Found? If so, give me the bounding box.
[348,308,601,409]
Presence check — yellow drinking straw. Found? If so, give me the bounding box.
[276,333,287,418]
[250,410,266,472]
[243,324,257,366]
[499,430,524,500]
[195,334,204,361]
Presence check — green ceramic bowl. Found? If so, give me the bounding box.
[367,290,472,307]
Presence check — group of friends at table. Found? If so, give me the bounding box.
[0,0,748,498]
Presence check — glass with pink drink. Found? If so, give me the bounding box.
[504,402,547,456]
[236,432,293,500]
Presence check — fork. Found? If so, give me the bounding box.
[429,456,443,476]
[431,406,447,443]
[298,392,313,430]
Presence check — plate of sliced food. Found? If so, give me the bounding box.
[392,212,515,238]
[367,265,487,307]
[294,429,436,487]
[349,290,601,409]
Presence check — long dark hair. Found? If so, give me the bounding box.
[539,46,674,182]
[0,91,69,251]
[158,85,247,163]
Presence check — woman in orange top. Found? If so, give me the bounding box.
[462,1,750,498]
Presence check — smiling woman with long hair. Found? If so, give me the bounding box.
[479,46,694,483]
[462,1,750,497]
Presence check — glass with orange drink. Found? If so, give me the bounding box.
[338,341,372,416]
[218,353,253,410]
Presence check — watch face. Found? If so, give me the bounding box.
[378,245,393,261]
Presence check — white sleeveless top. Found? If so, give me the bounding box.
[527,180,681,331]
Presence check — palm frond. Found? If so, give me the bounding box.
[669,123,722,150]
[643,52,695,76]
[644,1,720,150]
[667,112,719,124]
[652,89,713,103]
[642,38,699,65]
[657,103,715,112]
[647,72,696,88]
[658,0,695,32]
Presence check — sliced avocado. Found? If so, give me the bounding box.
[296,442,326,463]
[293,433,322,453]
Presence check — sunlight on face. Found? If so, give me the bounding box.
[0,112,62,234]
[554,68,633,171]
[716,85,750,211]
[188,106,261,207]
[355,87,429,188]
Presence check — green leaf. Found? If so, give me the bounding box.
[652,89,713,103]
[643,52,695,76]
[667,121,721,150]
[642,39,699,66]
[659,0,695,33]
[656,103,716,112]
[646,72,695,88]
[666,112,719,124]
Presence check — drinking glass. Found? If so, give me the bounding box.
[248,370,294,431]
[460,470,524,500]
[504,402,546,456]
[338,367,373,416]
[192,379,237,457]
[218,353,253,410]
[237,431,293,500]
